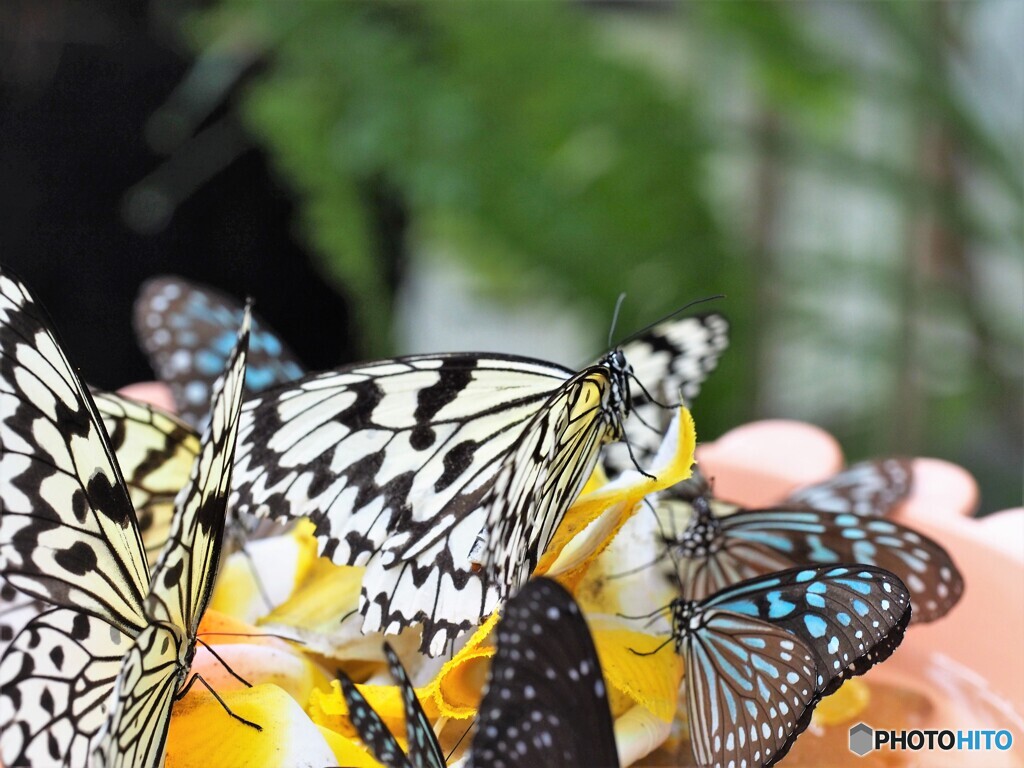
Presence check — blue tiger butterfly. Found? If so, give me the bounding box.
[644,564,911,768]
[339,578,620,767]
[661,466,963,622]
[134,275,305,429]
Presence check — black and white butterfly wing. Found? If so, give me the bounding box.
[0,271,149,632]
[93,390,201,565]
[470,578,620,768]
[0,269,150,766]
[604,313,729,475]
[679,608,820,768]
[94,311,251,768]
[785,459,913,517]
[231,353,611,654]
[365,361,624,654]
[0,581,44,658]
[134,275,304,429]
[0,608,135,767]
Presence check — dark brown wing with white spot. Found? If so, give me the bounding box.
[470,578,620,768]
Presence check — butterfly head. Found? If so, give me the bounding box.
[603,348,633,439]
[668,597,699,653]
[672,494,723,559]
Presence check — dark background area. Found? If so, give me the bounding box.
[0,2,354,390]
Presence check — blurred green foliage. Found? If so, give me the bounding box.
[187,1,1021,511]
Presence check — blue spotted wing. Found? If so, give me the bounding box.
[134,275,304,429]
[672,565,911,767]
[665,464,962,622]
[785,458,913,517]
[339,578,619,768]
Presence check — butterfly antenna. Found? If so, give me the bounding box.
[176,671,263,731]
[614,294,725,349]
[608,292,627,349]
[200,631,306,645]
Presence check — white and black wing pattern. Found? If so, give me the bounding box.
[339,579,619,768]
[0,582,43,657]
[0,271,149,632]
[134,275,304,429]
[785,458,913,517]
[604,313,729,474]
[231,352,629,655]
[0,269,150,766]
[94,310,250,768]
[93,390,201,564]
[0,608,135,767]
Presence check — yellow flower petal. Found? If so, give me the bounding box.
[209,524,319,623]
[590,619,683,723]
[812,678,870,726]
[167,684,338,768]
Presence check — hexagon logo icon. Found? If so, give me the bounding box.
[849,722,874,756]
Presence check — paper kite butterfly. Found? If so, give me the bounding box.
[134,274,304,429]
[660,464,962,622]
[229,312,729,656]
[339,578,620,768]
[0,390,201,661]
[0,267,252,767]
[642,564,911,768]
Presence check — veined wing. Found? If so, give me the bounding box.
[134,275,303,429]
[231,354,584,654]
[680,610,819,768]
[785,458,913,517]
[695,565,911,697]
[94,311,250,768]
[673,566,911,767]
[704,509,963,623]
[0,608,134,767]
[93,390,201,565]
[0,271,149,632]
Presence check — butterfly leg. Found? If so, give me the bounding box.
[176,672,263,731]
